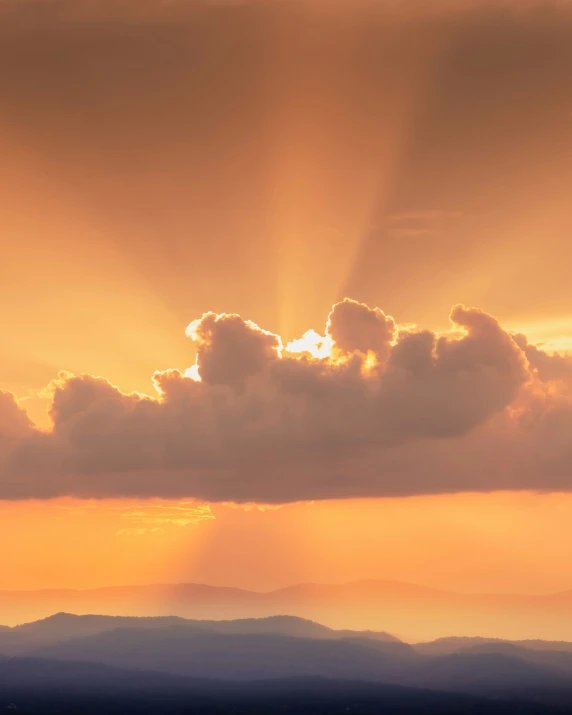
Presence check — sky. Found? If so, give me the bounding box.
[1,0,572,597]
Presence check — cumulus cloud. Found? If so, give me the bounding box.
[0,391,33,439]
[186,312,282,388]
[1,299,572,502]
[513,333,572,385]
[326,298,396,360]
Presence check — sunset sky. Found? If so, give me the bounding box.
[1,0,572,598]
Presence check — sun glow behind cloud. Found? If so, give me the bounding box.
[3,296,572,505]
[285,329,334,359]
[183,362,201,382]
[3,0,572,626]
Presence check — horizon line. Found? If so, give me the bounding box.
[1,578,571,599]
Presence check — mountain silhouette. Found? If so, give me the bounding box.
[416,636,572,655]
[7,617,571,706]
[2,580,572,640]
[1,614,572,707]
[0,659,560,715]
[31,627,415,681]
[0,613,399,656]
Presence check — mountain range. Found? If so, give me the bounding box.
[1,613,572,709]
[2,580,572,641]
[0,612,400,656]
[0,661,562,715]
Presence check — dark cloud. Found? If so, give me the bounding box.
[513,334,572,385]
[186,312,282,389]
[0,392,33,439]
[3,299,572,502]
[326,298,396,361]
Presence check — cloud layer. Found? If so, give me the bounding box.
[1,299,572,502]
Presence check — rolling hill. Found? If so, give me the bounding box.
[0,613,399,656]
[1,614,572,707]
[0,658,562,715]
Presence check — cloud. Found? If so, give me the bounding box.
[0,391,33,439]
[118,502,215,528]
[513,333,572,385]
[385,211,465,240]
[1,299,572,502]
[326,298,396,361]
[185,312,282,388]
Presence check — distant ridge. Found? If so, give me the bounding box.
[1,579,571,640]
[415,636,572,655]
[0,613,400,656]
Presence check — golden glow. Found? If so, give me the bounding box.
[361,350,378,374]
[183,362,201,382]
[185,318,204,342]
[3,0,572,634]
[1,493,572,597]
[508,316,572,354]
[117,503,214,532]
[285,329,334,359]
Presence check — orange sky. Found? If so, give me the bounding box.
[1,492,572,596]
[2,0,572,598]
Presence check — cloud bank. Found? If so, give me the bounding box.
[1,299,572,502]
